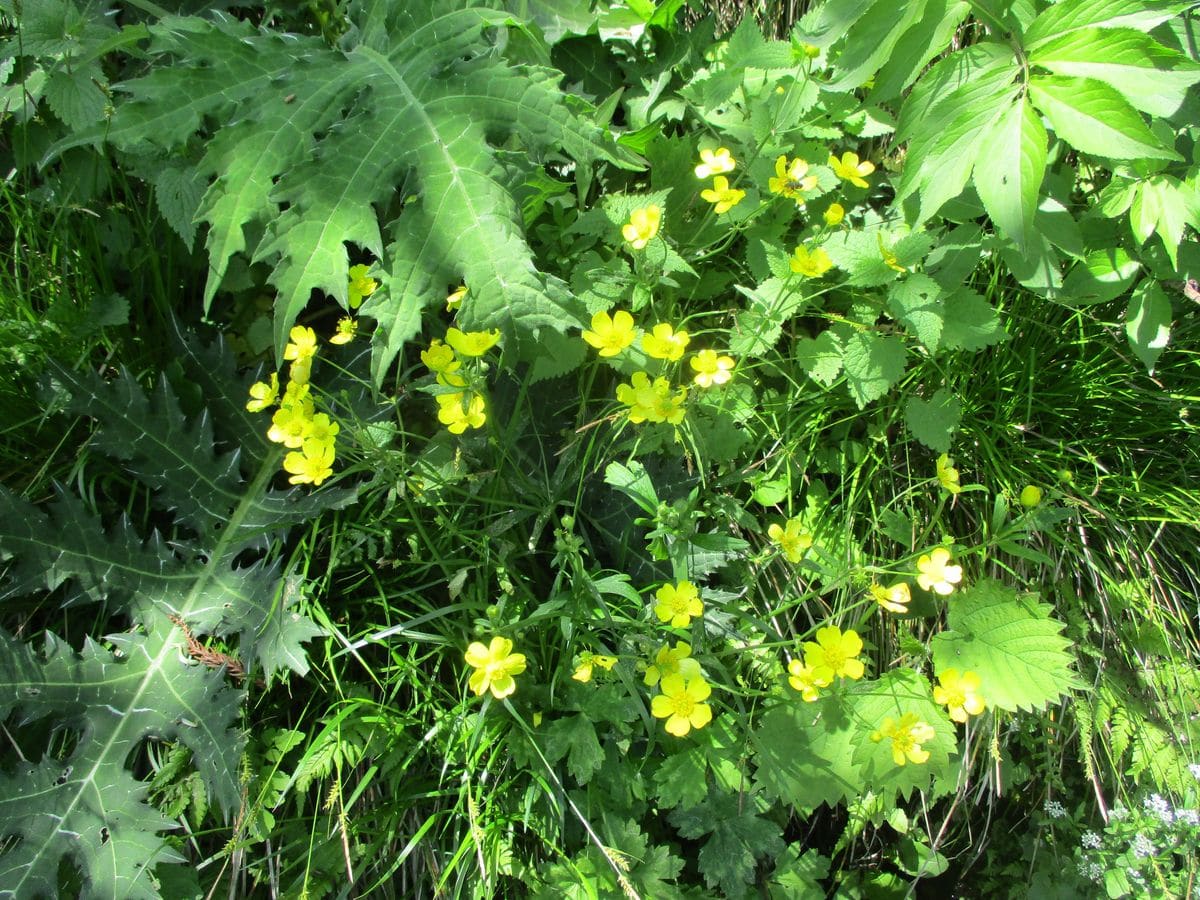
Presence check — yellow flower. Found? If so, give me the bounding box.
[871,713,936,766]
[824,202,845,226]
[246,373,279,413]
[445,285,467,312]
[572,651,618,683]
[283,437,336,486]
[651,674,713,736]
[1020,485,1043,508]
[420,338,461,374]
[641,322,690,361]
[288,355,312,387]
[329,316,357,345]
[936,454,962,495]
[700,176,745,214]
[445,327,501,357]
[303,412,340,445]
[694,147,736,179]
[790,245,834,278]
[436,392,487,434]
[870,582,912,614]
[268,401,313,449]
[767,517,813,563]
[283,325,318,362]
[933,669,986,723]
[622,204,661,250]
[616,372,686,425]
[769,155,818,202]
[787,658,830,702]
[654,580,703,628]
[802,625,865,683]
[799,43,820,59]
[916,547,963,595]
[282,380,312,408]
[464,636,527,699]
[582,309,637,357]
[829,151,875,189]
[348,264,378,309]
[689,349,734,388]
[644,641,702,686]
[879,233,908,273]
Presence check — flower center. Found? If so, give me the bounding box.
[669,694,695,717]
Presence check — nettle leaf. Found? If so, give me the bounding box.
[795,328,845,388]
[973,93,1047,251]
[888,273,944,351]
[48,4,636,384]
[1125,281,1172,374]
[1028,75,1181,161]
[904,388,962,454]
[731,277,809,358]
[842,331,906,408]
[1028,27,1200,118]
[0,332,346,897]
[931,579,1084,712]
[940,289,1007,350]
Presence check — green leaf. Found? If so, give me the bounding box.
[795,330,844,388]
[824,0,937,92]
[1061,246,1141,305]
[842,332,906,408]
[654,745,710,810]
[542,714,605,784]
[731,277,809,358]
[1028,75,1180,161]
[604,460,659,515]
[973,93,1047,250]
[768,846,831,899]
[152,163,206,251]
[868,0,971,103]
[1029,27,1200,118]
[941,289,1007,350]
[888,273,944,351]
[1024,0,1193,49]
[930,579,1083,712]
[896,42,1015,144]
[904,389,963,454]
[670,792,785,898]
[43,62,107,130]
[1125,281,1172,374]
[1130,175,1192,268]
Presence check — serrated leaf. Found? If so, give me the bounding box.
[1125,281,1172,374]
[868,0,971,103]
[1028,75,1180,161]
[795,329,844,388]
[670,792,784,898]
[43,62,107,130]
[888,273,944,350]
[731,277,808,357]
[1029,27,1200,118]
[152,164,206,250]
[654,745,709,810]
[1024,0,1193,49]
[842,332,906,408]
[930,579,1083,712]
[904,389,962,453]
[973,93,1046,250]
[941,289,1007,350]
[824,0,932,92]
[1130,175,1191,268]
[542,714,605,784]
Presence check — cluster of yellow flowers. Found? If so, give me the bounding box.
[580,308,734,425]
[870,669,986,768]
[866,546,964,616]
[647,582,713,736]
[419,297,501,435]
[786,624,865,702]
[695,146,746,215]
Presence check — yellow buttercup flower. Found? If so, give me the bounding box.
[283,437,336,486]
[870,582,912,614]
[246,373,279,413]
[916,548,963,595]
[689,349,734,388]
[829,151,875,189]
[436,392,486,434]
[284,325,318,362]
[790,245,833,278]
[302,412,339,445]
[824,202,845,226]
[871,713,936,766]
[464,636,527,699]
[348,264,378,309]
[694,147,736,179]
[644,641,702,686]
[654,580,703,628]
[802,625,865,683]
[616,372,686,425]
[420,338,460,374]
[268,401,313,449]
[651,674,713,736]
[767,517,813,563]
[700,176,745,214]
[787,659,829,702]
[622,205,661,250]
[445,285,467,312]
[879,233,908,272]
[933,669,986,723]
[582,309,637,357]
[444,327,501,357]
[572,651,618,683]
[329,316,357,345]
[641,322,690,361]
[769,155,818,202]
[936,454,962,495]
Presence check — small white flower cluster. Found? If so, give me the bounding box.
[1188,762,1200,780]
[1076,859,1103,883]
[1131,832,1156,858]
[1178,808,1200,827]
[1080,830,1102,849]
[1044,799,1067,819]
[1144,793,1173,825]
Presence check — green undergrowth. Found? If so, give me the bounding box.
[2,0,1199,897]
